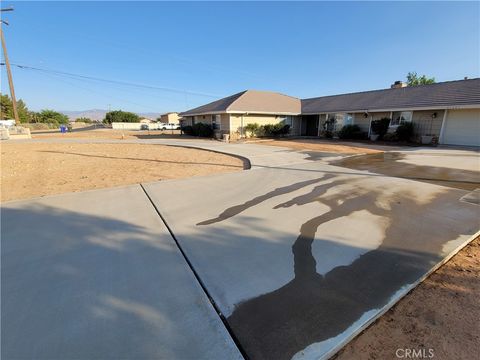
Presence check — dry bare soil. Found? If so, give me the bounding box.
[1,142,243,202]
[258,139,386,154]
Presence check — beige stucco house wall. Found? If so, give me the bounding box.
[182,113,300,139]
[160,112,180,124]
[411,110,444,138]
[229,114,301,138]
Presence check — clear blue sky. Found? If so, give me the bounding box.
[1,1,479,113]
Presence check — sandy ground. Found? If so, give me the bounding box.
[31,127,181,140]
[257,139,386,154]
[1,142,243,202]
[335,236,479,360]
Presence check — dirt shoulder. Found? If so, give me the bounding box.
[334,236,479,360]
[1,142,243,202]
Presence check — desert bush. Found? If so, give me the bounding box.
[322,130,334,139]
[383,132,399,142]
[338,124,367,140]
[395,122,415,142]
[245,123,260,137]
[262,123,290,136]
[182,125,193,135]
[371,118,391,139]
[183,123,214,137]
[76,117,93,124]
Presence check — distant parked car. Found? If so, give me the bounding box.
[140,124,149,130]
[160,123,180,130]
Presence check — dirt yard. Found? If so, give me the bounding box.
[257,139,386,154]
[31,127,180,140]
[1,142,243,202]
[335,236,479,360]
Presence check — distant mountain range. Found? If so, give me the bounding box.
[60,109,162,121]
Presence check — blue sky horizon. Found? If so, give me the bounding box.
[1,1,479,113]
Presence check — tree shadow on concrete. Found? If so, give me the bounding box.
[197,175,479,360]
[1,204,238,360]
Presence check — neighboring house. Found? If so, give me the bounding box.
[140,118,154,124]
[159,112,180,124]
[179,90,302,139]
[180,79,480,146]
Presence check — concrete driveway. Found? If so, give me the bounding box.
[2,139,479,360]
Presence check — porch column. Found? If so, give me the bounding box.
[438,109,448,144]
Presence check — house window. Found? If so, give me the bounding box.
[285,115,293,128]
[391,111,412,126]
[345,114,353,125]
[212,114,221,130]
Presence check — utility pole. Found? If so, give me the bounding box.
[1,7,20,125]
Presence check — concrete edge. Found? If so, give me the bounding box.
[0,183,144,205]
[324,229,480,360]
[139,184,248,359]
[162,144,252,170]
[1,144,251,205]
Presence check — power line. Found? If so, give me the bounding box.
[1,63,221,98]
[33,69,162,112]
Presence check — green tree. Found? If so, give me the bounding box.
[0,94,13,119]
[406,72,435,86]
[37,109,69,124]
[16,99,31,123]
[103,110,140,124]
[75,117,93,123]
[1,94,33,123]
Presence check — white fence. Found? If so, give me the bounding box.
[111,122,165,130]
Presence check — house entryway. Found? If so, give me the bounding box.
[301,115,319,136]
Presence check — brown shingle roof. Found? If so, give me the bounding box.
[180,79,480,117]
[301,78,480,114]
[180,90,301,116]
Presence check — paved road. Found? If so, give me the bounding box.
[2,138,479,360]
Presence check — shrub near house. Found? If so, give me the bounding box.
[338,125,367,140]
[395,122,415,142]
[182,123,214,137]
[244,123,290,137]
[371,118,391,140]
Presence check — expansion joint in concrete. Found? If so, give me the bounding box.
[139,183,248,359]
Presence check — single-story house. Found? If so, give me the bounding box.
[180,90,302,139]
[159,112,180,124]
[180,78,480,146]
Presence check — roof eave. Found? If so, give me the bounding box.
[301,103,480,115]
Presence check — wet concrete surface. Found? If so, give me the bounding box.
[332,152,480,191]
[223,178,477,359]
[144,158,479,360]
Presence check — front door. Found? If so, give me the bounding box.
[304,115,319,136]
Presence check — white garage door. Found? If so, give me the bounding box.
[442,109,480,146]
